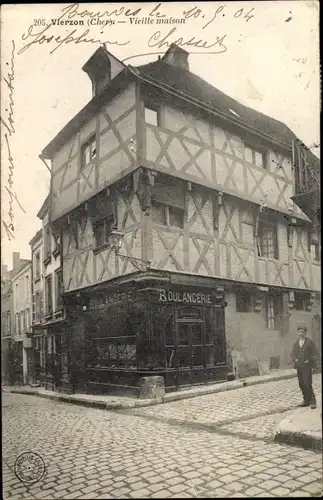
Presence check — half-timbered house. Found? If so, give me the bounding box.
[41,45,321,394]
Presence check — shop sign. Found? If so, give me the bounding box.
[158,289,212,305]
[89,290,133,309]
[177,307,201,320]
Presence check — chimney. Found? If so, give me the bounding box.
[13,252,20,270]
[162,44,190,71]
[82,47,112,98]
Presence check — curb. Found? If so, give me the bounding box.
[163,371,297,403]
[274,430,322,452]
[3,370,298,410]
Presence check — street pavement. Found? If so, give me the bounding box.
[2,375,322,499]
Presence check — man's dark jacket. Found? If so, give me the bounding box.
[291,337,319,369]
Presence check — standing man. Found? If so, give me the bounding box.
[291,324,319,409]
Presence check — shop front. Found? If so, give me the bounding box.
[77,275,228,394]
[33,321,69,391]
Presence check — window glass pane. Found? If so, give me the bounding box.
[255,151,264,168]
[145,107,158,126]
[85,146,91,165]
[245,147,253,163]
[191,324,202,345]
[169,207,184,228]
[152,202,167,225]
[178,324,189,345]
[178,346,190,367]
[261,225,276,258]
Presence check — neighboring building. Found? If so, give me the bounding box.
[1,264,13,382]
[35,195,66,390]
[11,253,32,385]
[40,45,321,394]
[29,228,44,383]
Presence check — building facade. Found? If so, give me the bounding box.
[1,264,13,383]
[34,196,66,390]
[41,45,321,394]
[11,254,32,385]
[29,229,44,384]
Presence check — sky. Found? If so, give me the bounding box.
[1,1,320,269]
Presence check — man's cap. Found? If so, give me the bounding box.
[297,323,307,332]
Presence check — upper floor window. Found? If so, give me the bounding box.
[245,144,267,169]
[53,232,60,256]
[266,293,283,330]
[35,252,41,279]
[257,221,278,259]
[1,313,11,337]
[44,226,51,260]
[144,105,161,127]
[81,135,96,168]
[26,275,29,294]
[7,312,11,334]
[35,291,42,322]
[26,308,30,330]
[151,201,184,229]
[93,214,115,249]
[310,242,320,262]
[55,269,63,310]
[45,275,53,315]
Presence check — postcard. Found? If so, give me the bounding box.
[1,2,321,500]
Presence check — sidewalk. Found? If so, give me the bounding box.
[2,367,297,410]
[274,395,322,452]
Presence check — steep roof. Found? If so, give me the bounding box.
[42,46,319,164]
[136,59,297,148]
[37,194,50,220]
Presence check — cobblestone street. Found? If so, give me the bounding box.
[3,375,322,499]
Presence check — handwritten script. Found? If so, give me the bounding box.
[18,3,256,56]
[1,40,26,241]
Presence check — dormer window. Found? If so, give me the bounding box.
[82,136,96,168]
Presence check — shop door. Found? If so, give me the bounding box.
[177,322,204,386]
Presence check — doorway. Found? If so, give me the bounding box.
[177,322,204,385]
[163,305,226,390]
